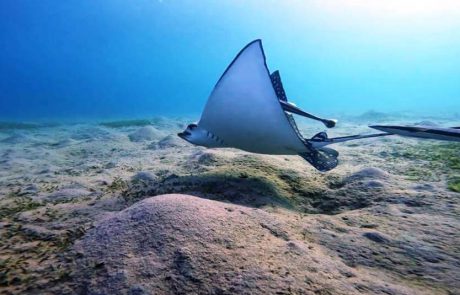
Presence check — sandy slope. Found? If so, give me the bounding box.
[73,194,440,295]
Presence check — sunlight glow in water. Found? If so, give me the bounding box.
[0,0,459,120]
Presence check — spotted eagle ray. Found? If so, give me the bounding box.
[178,39,390,171]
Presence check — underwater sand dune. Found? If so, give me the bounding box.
[73,194,433,295]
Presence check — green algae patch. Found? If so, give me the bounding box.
[117,154,309,209]
[402,167,436,182]
[394,142,460,170]
[120,170,294,210]
[0,221,87,293]
[422,144,460,185]
[447,177,460,192]
[416,143,460,170]
[0,196,43,220]
[387,142,460,182]
[99,119,151,128]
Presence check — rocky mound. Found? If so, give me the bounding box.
[346,167,389,181]
[148,134,188,150]
[128,126,165,142]
[72,194,427,295]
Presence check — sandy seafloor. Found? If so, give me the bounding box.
[0,113,459,294]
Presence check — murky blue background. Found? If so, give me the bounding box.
[1,0,459,121]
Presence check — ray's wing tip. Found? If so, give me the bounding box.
[212,39,265,89]
[246,39,263,48]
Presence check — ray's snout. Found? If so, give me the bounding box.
[177,131,190,139]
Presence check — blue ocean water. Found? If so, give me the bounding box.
[1,0,459,121]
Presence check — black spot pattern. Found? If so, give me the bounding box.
[299,146,339,172]
[207,130,224,145]
[270,70,338,172]
[270,70,288,102]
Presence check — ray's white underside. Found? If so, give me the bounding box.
[198,40,307,155]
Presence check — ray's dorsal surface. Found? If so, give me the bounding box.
[198,40,306,155]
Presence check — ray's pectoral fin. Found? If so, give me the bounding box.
[299,147,339,172]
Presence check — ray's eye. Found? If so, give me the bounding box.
[188,123,197,130]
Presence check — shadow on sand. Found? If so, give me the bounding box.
[118,170,376,215]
